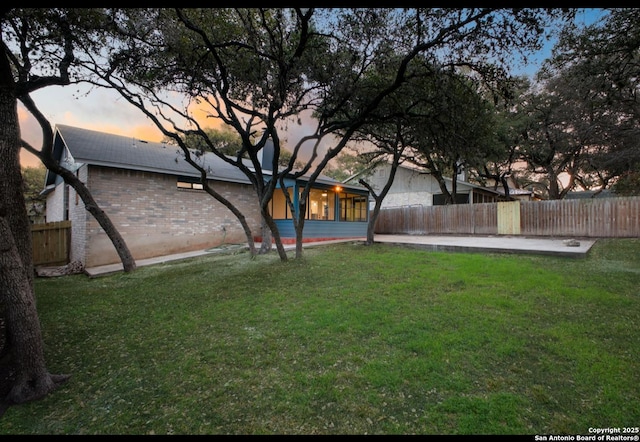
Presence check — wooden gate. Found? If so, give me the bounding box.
[497,201,521,235]
[31,221,71,266]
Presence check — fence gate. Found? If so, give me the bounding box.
[31,220,71,266]
[497,201,521,235]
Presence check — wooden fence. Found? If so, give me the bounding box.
[31,220,71,266]
[374,196,640,238]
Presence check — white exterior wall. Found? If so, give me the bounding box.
[365,164,440,209]
[380,191,433,208]
[43,166,90,264]
[68,165,89,265]
[45,180,65,223]
[362,163,476,209]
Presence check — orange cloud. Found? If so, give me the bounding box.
[132,125,165,142]
[186,96,228,131]
[78,122,164,143]
[17,105,30,125]
[19,150,42,168]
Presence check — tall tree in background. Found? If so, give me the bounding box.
[473,76,532,199]
[407,68,503,204]
[542,8,640,196]
[21,165,46,223]
[170,126,245,157]
[355,125,409,245]
[512,87,584,200]
[323,150,370,183]
[338,57,451,243]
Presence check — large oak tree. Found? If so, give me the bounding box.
[0,8,137,414]
[88,8,572,258]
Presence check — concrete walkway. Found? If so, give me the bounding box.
[375,234,596,258]
[83,238,365,277]
[83,234,596,277]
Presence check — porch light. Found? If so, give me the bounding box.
[335,186,342,192]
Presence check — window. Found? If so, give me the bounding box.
[306,188,335,221]
[339,192,368,222]
[271,185,367,222]
[270,187,336,221]
[473,192,496,204]
[433,193,469,205]
[177,176,204,190]
[270,187,294,219]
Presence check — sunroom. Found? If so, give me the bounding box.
[268,177,370,243]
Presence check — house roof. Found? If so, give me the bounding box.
[50,124,362,191]
[346,161,501,195]
[54,124,251,184]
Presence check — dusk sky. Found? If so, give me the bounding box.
[18,8,606,169]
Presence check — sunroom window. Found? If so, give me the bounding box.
[307,188,335,220]
[270,185,367,222]
[270,187,294,219]
[339,192,368,222]
[270,186,336,221]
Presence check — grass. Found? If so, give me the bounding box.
[1,238,639,435]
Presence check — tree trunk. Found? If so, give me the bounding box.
[259,217,272,254]
[547,166,561,199]
[39,160,137,272]
[425,156,454,205]
[261,210,288,261]
[202,184,257,257]
[360,152,403,245]
[0,69,69,414]
[451,173,458,204]
[294,200,306,259]
[366,203,380,245]
[295,223,304,259]
[500,175,511,199]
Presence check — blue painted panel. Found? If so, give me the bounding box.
[274,220,367,239]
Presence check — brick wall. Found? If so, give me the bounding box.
[83,165,262,267]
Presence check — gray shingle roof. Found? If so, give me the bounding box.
[55,124,251,184]
[54,124,366,191]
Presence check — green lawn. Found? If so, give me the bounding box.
[2,239,639,435]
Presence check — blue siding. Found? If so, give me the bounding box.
[274,219,367,239]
